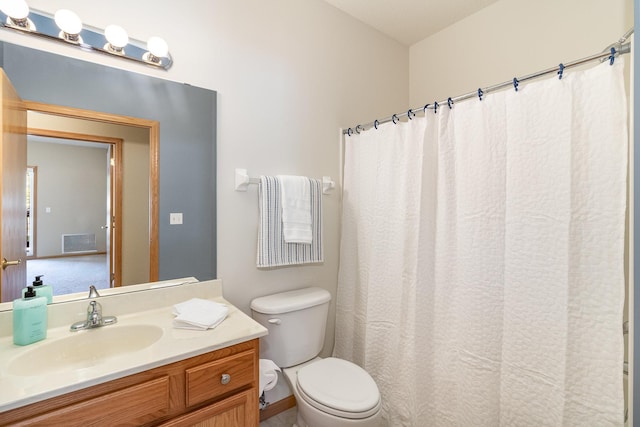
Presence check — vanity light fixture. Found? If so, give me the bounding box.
[0,1,173,69]
[104,24,128,55]
[143,36,169,64]
[54,9,82,43]
[0,0,34,31]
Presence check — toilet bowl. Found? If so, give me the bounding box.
[250,287,382,427]
[284,358,382,427]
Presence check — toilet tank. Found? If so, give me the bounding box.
[251,287,331,368]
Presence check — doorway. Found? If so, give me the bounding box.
[23,103,158,294]
[25,130,120,293]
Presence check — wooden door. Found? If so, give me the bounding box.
[0,69,27,302]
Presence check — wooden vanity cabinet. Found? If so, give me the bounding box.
[0,339,259,427]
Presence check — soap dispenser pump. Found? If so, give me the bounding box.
[23,275,53,304]
[13,286,48,346]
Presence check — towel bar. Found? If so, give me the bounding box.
[234,168,335,194]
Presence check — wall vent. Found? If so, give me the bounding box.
[62,233,97,254]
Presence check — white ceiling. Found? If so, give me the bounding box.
[323,0,500,46]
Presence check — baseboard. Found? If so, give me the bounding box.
[32,252,106,260]
[260,395,296,422]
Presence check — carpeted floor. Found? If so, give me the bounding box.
[26,254,110,296]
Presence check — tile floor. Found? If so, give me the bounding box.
[259,407,298,427]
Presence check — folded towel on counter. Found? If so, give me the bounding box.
[257,176,324,267]
[277,175,312,244]
[172,298,228,330]
[259,359,281,396]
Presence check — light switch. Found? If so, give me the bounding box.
[169,213,183,225]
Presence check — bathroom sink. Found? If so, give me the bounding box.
[7,324,163,376]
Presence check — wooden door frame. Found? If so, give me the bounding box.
[24,101,160,284]
[27,128,123,286]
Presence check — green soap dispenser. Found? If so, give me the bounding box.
[23,275,53,304]
[13,286,48,346]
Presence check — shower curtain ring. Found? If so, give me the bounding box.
[558,63,565,80]
[356,125,363,134]
[392,114,399,124]
[407,109,415,120]
[423,104,430,113]
[447,97,454,109]
[347,128,353,136]
[374,119,379,129]
[434,101,439,113]
[513,77,519,91]
[609,47,616,65]
[478,88,484,101]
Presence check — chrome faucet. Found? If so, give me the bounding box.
[70,300,117,331]
[88,285,100,298]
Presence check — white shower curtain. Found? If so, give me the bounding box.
[335,60,628,426]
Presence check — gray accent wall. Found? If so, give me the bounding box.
[0,42,217,282]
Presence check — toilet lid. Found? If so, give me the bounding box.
[296,358,380,419]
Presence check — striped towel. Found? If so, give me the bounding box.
[257,176,323,267]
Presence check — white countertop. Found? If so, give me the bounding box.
[0,280,268,412]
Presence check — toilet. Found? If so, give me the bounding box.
[251,287,382,427]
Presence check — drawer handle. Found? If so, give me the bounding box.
[220,373,231,385]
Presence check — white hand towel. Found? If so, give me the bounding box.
[172,298,228,330]
[258,359,281,396]
[277,175,312,244]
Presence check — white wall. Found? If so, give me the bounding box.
[1,0,409,357]
[410,0,633,105]
[27,140,107,256]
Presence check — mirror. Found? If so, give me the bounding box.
[0,41,217,307]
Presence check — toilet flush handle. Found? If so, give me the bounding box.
[268,318,281,325]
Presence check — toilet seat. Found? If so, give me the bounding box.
[296,357,381,419]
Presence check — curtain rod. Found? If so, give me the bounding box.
[343,29,634,136]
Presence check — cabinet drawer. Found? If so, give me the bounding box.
[186,350,255,407]
[17,376,170,426]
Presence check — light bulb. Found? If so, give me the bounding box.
[105,24,128,50]
[147,36,168,58]
[0,0,34,31]
[0,0,28,19]
[54,9,82,35]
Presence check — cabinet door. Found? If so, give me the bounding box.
[158,388,258,427]
[16,376,170,426]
